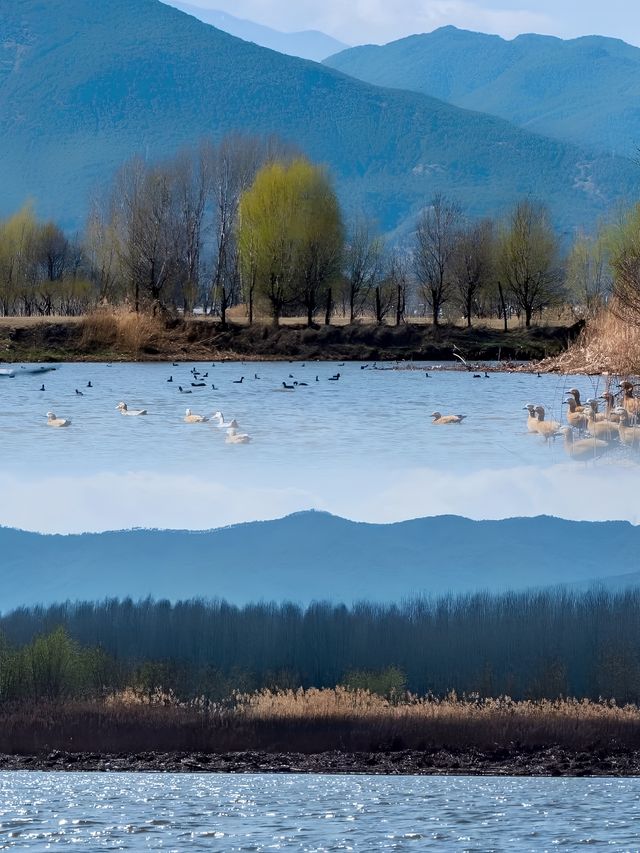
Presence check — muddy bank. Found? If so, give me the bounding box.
[0,746,635,776]
[0,316,583,363]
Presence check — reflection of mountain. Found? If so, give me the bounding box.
[1,512,636,611]
[164,2,349,61]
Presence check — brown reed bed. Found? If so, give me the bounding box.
[79,308,166,355]
[535,307,640,375]
[2,689,640,757]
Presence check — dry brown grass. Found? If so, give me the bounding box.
[537,307,640,375]
[79,309,165,354]
[3,689,640,755]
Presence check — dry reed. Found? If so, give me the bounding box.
[80,308,165,355]
[537,307,640,374]
[2,689,640,755]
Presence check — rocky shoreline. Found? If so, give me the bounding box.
[1,747,637,776]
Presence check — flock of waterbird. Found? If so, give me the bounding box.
[14,359,640,461]
[521,381,640,461]
[38,361,354,443]
[429,377,640,461]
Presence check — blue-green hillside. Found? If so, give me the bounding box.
[0,1,638,234]
[0,513,638,611]
[325,26,640,157]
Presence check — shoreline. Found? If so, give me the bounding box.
[0,748,637,776]
[0,316,582,365]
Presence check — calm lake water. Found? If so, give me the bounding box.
[0,361,637,531]
[0,772,638,850]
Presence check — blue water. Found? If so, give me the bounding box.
[0,361,637,532]
[0,772,637,850]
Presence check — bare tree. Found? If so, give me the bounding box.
[452,219,495,328]
[414,194,461,327]
[343,220,383,323]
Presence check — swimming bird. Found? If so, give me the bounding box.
[191,382,206,387]
[233,377,244,384]
[178,386,192,394]
[116,402,147,416]
[560,427,609,462]
[75,389,83,396]
[599,392,621,421]
[225,426,251,444]
[564,397,588,430]
[39,384,45,392]
[533,406,561,440]
[87,381,92,388]
[615,408,640,448]
[172,363,179,367]
[425,373,430,379]
[431,412,466,425]
[619,381,640,417]
[46,412,71,428]
[523,404,539,433]
[212,411,235,428]
[567,389,587,411]
[282,381,295,390]
[184,408,208,424]
[585,406,618,442]
[167,376,173,383]
[328,373,341,381]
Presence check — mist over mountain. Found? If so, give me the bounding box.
[325,27,640,156]
[0,0,638,236]
[164,2,349,61]
[1,513,637,611]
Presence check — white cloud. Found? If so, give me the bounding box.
[1,463,637,534]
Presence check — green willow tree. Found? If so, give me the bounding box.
[497,200,562,328]
[238,159,343,327]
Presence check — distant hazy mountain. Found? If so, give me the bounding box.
[325,27,640,156]
[0,0,638,237]
[0,513,637,611]
[164,2,349,61]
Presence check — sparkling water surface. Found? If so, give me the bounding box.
[0,772,638,850]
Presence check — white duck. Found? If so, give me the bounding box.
[116,401,147,416]
[184,408,208,424]
[226,426,251,444]
[212,411,236,428]
[46,412,71,428]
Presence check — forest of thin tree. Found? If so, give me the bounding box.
[0,134,626,328]
[2,588,640,705]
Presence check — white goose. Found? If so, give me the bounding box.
[184,408,208,424]
[46,411,71,428]
[116,401,147,416]
[225,426,251,444]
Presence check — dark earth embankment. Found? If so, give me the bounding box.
[0,317,584,363]
[0,748,635,777]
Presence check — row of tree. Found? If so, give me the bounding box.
[3,588,640,703]
[0,134,635,326]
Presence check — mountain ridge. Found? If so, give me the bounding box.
[0,0,637,236]
[325,26,640,156]
[0,512,637,611]
[163,1,349,61]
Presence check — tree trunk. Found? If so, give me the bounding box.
[324,287,333,326]
[375,287,382,325]
[497,282,508,332]
[525,306,533,328]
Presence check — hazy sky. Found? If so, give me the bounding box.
[169,0,640,46]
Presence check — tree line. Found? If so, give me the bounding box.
[1,133,635,326]
[2,588,640,704]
